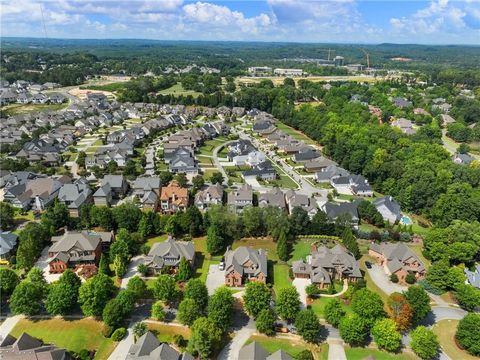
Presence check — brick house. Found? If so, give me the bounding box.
[224,246,267,287]
[159,180,189,213]
[143,236,195,275]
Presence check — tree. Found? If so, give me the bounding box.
[209,171,224,185]
[26,267,48,296]
[174,173,188,188]
[386,292,413,331]
[243,282,272,318]
[276,229,289,262]
[456,313,480,356]
[390,274,399,283]
[357,200,384,227]
[90,206,115,230]
[113,255,127,278]
[98,254,110,275]
[341,227,360,259]
[339,314,368,346]
[46,274,80,316]
[208,286,234,331]
[256,308,276,336]
[16,222,49,270]
[310,210,334,235]
[126,276,148,300]
[41,201,70,231]
[405,272,416,284]
[206,224,224,255]
[116,290,136,314]
[109,237,131,262]
[410,326,439,360]
[151,301,166,321]
[289,207,311,235]
[10,280,44,315]
[137,263,148,276]
[404,285,431,324]
[103,299,125,330]
[242,207,265,237]
[185,206,204,236]
[132,322,148,340]
[178,298,202,326]
[324,299,346,328]
[295,350,314,360]
[276,286,301,322]
[0,202,15,230]
[78,273,116,317]
[188,317,223,359]
[0,268,19,300]
[351,288,385,327]
[283,77,295,87]
[454,284,480,312]
[294,309,322,343]
[371,318,402,352]
[153,274,177,303]
[185,278,209,311]
[138,211,160,238]
[177,257,192,282]
[112,202,143,232]
[192,175,205,192]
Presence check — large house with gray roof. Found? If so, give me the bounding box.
[321,201,360,227]
[373,196,401,224]
[93,175,129,206]
[0,332,72,360]
[227,184,253,213]
[127,331,193,360]
[57,178,92,217]
[143,236,195,275]
[224,246,267,287]
[464,265,480,289]
[194,184,224,210]
[258,187,286,210]
[0,231,18,260]
[369,242,426,283]
[292,244,362,288]
[132,176,161,210]
[239,341,293,360]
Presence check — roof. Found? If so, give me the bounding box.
[369,242,425,273]
[126,331,191,360]
[147,237,195,262]
[160,181,188,202]
[258,187,286,209]
[315,165,350,181]
[228,184,253,204]
[373,196,401,218]
[49,231,105,253]
[224,246,267,278]
[464,265,480,288]
[0,332,72,360]
[101,175,126,189]
[239,341,269,360]
[323,201,359,222]
[0,231,18,256]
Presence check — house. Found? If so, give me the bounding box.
[0,232,18,260]
[57,178,92,217]
[303,157,338,172]
[242,160,277,181]
[100,175,129,198]
[391,118,416,135]
[227,140,256,164]
[331,174,373,196]
[452,152,474,165]
[0,332,72,360]
[292,244,362,288]
[169,147,198,175]
[132,176,161,210]
[0,90,17,105]
[224,246,267,286]
[441,114,455,126]
[464,265,480,289]
[127,331,193,360]
[227,184,253,212]
[245,151,267,167]
[293,147,321,162]
[143,236,195,274]
[239,342,293,360]
[369,243,426,283]
[31,93,48,104]
[48,230,112,278]
[285,190,318,218]
[49,93,65,104]
[159,180,189,213]
[321,201,359,226]
[194,184,224,210]
[258,187,286,210]
[413,108,430,116]
[93,183,113,207]
[373,196,401,223]
[392,97,412,109]
[315,165,350,183]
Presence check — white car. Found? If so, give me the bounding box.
[219,260,225,271]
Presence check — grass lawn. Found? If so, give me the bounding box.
[233,237,278,260]
[432,320,478,360]
[146,234,168,247]
[245,335,310,358]
[289,238,316,263]
[201,168,219,180]
[275,122,317,145]
[14,210,35,222]
[146,323,191,345]
[158,83,202,98]
[10,318,116,360]
[1,102,69,116]
[310,296,353,318]
[273,264,292,295]
[344,347,418,360]
[198,136,228,156]
[193,236,221,283]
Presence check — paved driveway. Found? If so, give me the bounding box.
[35,247,62,283]
[217,318,255,360]
[327,340,347,360]
[366,264,407,295]
[292,277,311,308]
[120,256,144,289]
[206,264,225,295]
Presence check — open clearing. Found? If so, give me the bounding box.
[432,320,478,360]
[158,83,202,98]
[1,102,69,116]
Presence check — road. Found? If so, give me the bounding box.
[212,140,236,183]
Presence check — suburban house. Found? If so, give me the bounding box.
[322,201,360,226]
[159,180,189,213]
[464,265,480,289]
[239,342,293,360]
[0,232,18,260]
[224,246,267,287]
[369,243,426,283]
[441,114,455,126]
[303,157,338,172]
[292,244,362,288]
[373,196,401,223]
[242,160,277,181]
[452,152,474,165]
[57,178,93,216]
[194,184,224,210]
[315,165,350,183]
[227,184,253,212]
[331,174,373,196]
[93,175,129,206]
[293,147,321,162]
[169,147,198,175]
[127,331,193,360]
[48,230,113,278]
[285,190,318,218]
[392,97,413,109]
[0,333,71,360]
[132,176,161,210]
[143,236,195,274]
[391,118,416,135]
[227,140,256,164]
[258,187,286,210]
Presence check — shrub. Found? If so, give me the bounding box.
[151,301,166,321]
[305,284,320,298]
[456,313,480,356]
[390,274,399,283]
[111,328,127,341]
[295,350,314,360]
[417,279,443,295]
[405,273,416,284]
[102,325,114,338]
[173,334,185,347]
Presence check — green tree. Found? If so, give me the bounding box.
[178,298,202,326]
[174,173,188,188]
[0,202,15,230]
[324,299,346,328]
[126,276,148,300]
[410,326,439,360]
[276,229,289,262]
[294,309,322,343]
[151,301,166,321]
[0,268,19,300]
[90,206,115,231]
[276,286,301,322]
[132,322,148,340]
[454,284,480,311]
[78,273,116,317]
[289,207,311,235]
[176,257,192,282]
[98,254,110,275]
[456,313,480,356]
[351,288,385,327]
[46,271,81,316]
[209,172,224,185]
[339,314,368,346]
[256,308,276,336]
[26,267,48,296]
[10,280,44,316]
[243,282,272,318]
[295,350,314,360]
[185,278,209,311]
[192,175,205,192]
[188,317,223,359]
[41,201,70,231]
[16,222,49,270]
[113,255,127,278]
[103,298,126,330]
[112,202,143,232]
[138,211,160,238]
[404,285,431,324]
[206,224,224,255]
[153,274,177,303]
[371,318,402,352]
[207,286,234,331]
[341,227,360,259]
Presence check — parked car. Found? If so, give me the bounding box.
[365,261,372,269]
[219,258,225,271]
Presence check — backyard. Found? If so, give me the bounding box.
[146,322,191,347]
[245,334,328,359]
[344,347,418,360]
[0,102,69,116]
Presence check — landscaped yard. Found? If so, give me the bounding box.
[245,334,317,358]
[10,318,116,360]
[344,347,418,360]
[273,264,291,295]
[193,236,221,283]
[275,122,317,146]
[289,238,317,263]
[432,320,478,360]
[146,234,168,247]
[146,322,191,345]
[309,296,353,318]
[198,136,228,156]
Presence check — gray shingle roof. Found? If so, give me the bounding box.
[239,341,269,360]
[224,246,267,278]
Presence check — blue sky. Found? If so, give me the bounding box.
[1,0,479,44]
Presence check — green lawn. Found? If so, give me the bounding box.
[233,237,278,260]
[146,234,168,247]
[80,82,128,92]
[158,83,202,98]
[193,236,221,283]
[198,136,228,156]
[432,320,478,360]
[10,318,116,360]
[289,238,317,263]
[275,122,317,145]
[344,347,418,360]
[245,335,311,358]
[273,264,291,295]
[1,102,69,116]
[310,296,353,319]
[146,323,191,345]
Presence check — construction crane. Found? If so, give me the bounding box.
[318,49,335,62]
[361,48,370,68]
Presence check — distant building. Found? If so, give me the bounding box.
[273,68,303,77]
[247,66,273,76]
[194,184,224,210]
[334,56,344,67]
[452,152,474,165]
[391,118,416,135]
[258,187,286,210]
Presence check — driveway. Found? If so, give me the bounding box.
[366,264,407,295]
[327,339,347,360]
[107,321,136,360]
[35,247,62,283]
[205,264,225,295]
[120,256,144,289]
[292,277,311,308]
[217,318,255,360]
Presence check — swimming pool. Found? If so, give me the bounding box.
[400,215,412,225]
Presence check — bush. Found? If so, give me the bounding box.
[456,313,480,356]
[102,325,114,338]
[405,273,416,284]
[295,350,314,360]
[417,279,443,295]
[111,328,127,341]
[151,301,166,321]
[305,284,320,298]
[173,334,185,347]
[390,274,399,283]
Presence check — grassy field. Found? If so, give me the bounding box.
[146,323,191,345]
[273,264,291,295]
[344,347,418,360]
[146,234,168,247]
[310,296,353,318]
[198,136,228,156]
[10,318,116,360]
[432,320,478,360]
[80,82,128,93]
[193,236,221,283]
[245,335,311,358]
[158,83,202,98]
[1,102,69,116]
[275,122,317,145]
[233,237,278,260]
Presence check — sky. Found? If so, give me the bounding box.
[1,0,480,44]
